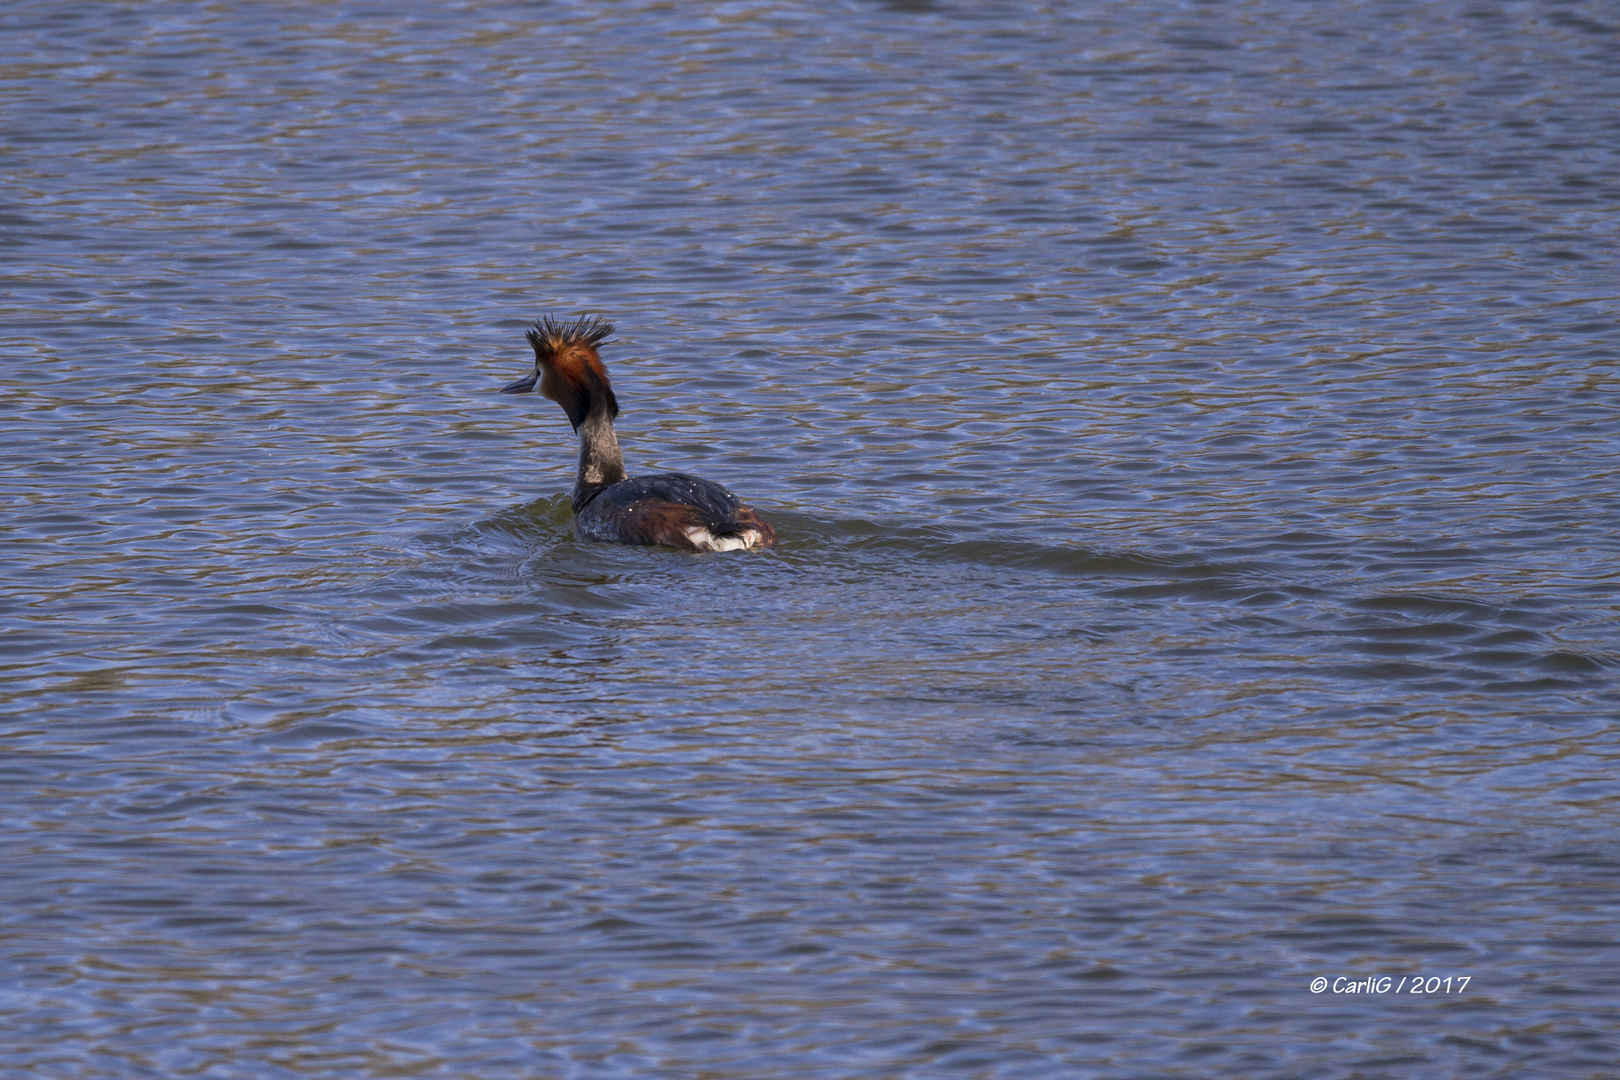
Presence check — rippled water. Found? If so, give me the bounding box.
[5,1,1619,1076]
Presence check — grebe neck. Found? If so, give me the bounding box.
[572,412,626,511]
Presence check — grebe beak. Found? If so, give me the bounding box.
[501,371,539,394]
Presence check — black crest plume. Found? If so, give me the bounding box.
[525,315,614,356]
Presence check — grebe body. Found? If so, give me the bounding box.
[575,471,775,552]
[501,317,776,553]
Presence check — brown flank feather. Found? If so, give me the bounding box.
[732,507,777,548]
[616,500,712,550]
[611,501,773,551]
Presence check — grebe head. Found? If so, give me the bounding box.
[502,315,619,430]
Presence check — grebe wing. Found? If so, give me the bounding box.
[597,473,741,518]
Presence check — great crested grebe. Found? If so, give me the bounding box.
[500,316,776,553]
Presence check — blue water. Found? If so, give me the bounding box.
[4,1,1619,1076]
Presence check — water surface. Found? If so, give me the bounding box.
[4,1,1619,1077]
